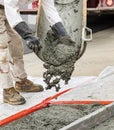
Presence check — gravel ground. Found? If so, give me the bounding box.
[1,104,103,130]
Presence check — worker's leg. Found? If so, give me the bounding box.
[0,8,25,105]
[6,19,44,93]
[6,20,27,81]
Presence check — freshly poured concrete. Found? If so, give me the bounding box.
[1,66,114,129]
[1,104,103,130]
[0,76,94,121]
[92,116,114,130]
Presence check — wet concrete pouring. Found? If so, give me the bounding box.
[1,104,103,130]
[36,0,84,92]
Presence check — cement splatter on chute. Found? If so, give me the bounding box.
[35,29,86,91]
[35,0,86,91]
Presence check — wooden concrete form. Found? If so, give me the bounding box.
[60,102,114,130]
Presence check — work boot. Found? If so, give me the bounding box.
[15,78,44,92]
[3,87,26,105]
[51,22,69,37]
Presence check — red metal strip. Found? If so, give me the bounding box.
[49,100,114,105]
[0,88,72,127]
[1,79,113,127]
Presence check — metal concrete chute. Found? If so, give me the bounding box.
[82,0,92,42]
[35,0,89,91]
[77,0,92,60]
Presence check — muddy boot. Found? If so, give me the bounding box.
[15,78,44,92]
[3,87,26,105]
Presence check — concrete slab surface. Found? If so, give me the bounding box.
[0,76,94,121]
[55,66,114,101]
[1,65,114,123]
[60,102,114,130]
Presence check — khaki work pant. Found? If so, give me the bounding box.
[0,8,27,89]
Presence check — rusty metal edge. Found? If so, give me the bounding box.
[60,102,114,130]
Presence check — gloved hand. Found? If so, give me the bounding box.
[51,22,68,38]
[25,35,41,52]
[14,21,41,52]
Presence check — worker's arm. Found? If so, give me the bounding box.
[42,0,69,38]
[42,0,62,26]
[4,0,24,27]
[4,0,40,52]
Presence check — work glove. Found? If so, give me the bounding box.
[14,21,40,52]
[25,35,40,52]
[51,22,68,38]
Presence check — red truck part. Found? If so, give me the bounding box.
[87,0,114,14]
[87,0,114,8]
[87,0,99,8]
[32,0,38,9]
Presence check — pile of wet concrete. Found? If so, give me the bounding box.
[92,116,114,130]
[1,104,103,130]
